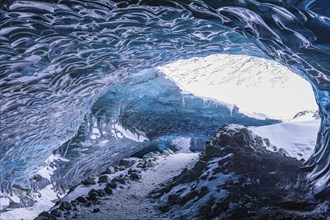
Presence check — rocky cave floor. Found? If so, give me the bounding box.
[34,124,330,220]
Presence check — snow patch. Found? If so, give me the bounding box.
[37,154,69,181]
[171,137,192,153]
[249,120,320,161]
[112,123,149,142]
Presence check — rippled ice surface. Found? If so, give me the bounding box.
[0,0,267,192]
[0,0,329,198]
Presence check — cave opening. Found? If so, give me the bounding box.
[156,53,320,160]
[45,52,323,200]
[0,0,329,218]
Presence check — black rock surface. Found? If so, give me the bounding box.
[152,124,330,219]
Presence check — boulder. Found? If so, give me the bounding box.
[104,187,113,194]
[98,175,109,183]
[81,177,96,186]
[118,158,136,169]
[76,196,88,204]
[84,201,92,207]
[103,166,115,174]
[34,217,48,220]
[70,201,78,207]
[92,208,100,213]
[59,201,72,211]
[96,189,107,197]
[107,181,118,189]
[50,209,62,217]
[129,172,142,181]
[38,211,57,220]
[118,176,130,185]
[88,189,100,201]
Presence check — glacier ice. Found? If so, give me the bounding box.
[0,0,329,199]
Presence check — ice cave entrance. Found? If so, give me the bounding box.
[158,54,320,161]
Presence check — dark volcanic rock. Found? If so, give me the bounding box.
[129,171,142,181]
[50,208,62,217]
[152,124,329,219]
[107,181,118,189]
[141,160,157,168]
[98,174,109,183]
[96,189,107,197]
[71,201,78,207]
[59,201,72,211]
[88,189,100,201]
[118,158,136,169]
[34,217,48,220]
[76,196,88,204]
[84,201,92,207]
[118,176,130,185]
[104,186,113,194]
[81,176,96,186]
[92,207,100,213]
[36,211,56,220]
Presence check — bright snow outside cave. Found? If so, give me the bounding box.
[158,54,318,122]
[158,54,320,160]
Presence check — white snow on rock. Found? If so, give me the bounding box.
[159,155,237,219]
[158,54,318,121]
[249,120,320,161]
[0,185,60,220]
[0,154,68,220]
[62,152,199,220]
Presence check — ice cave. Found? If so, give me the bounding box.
[0,0,329,219]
